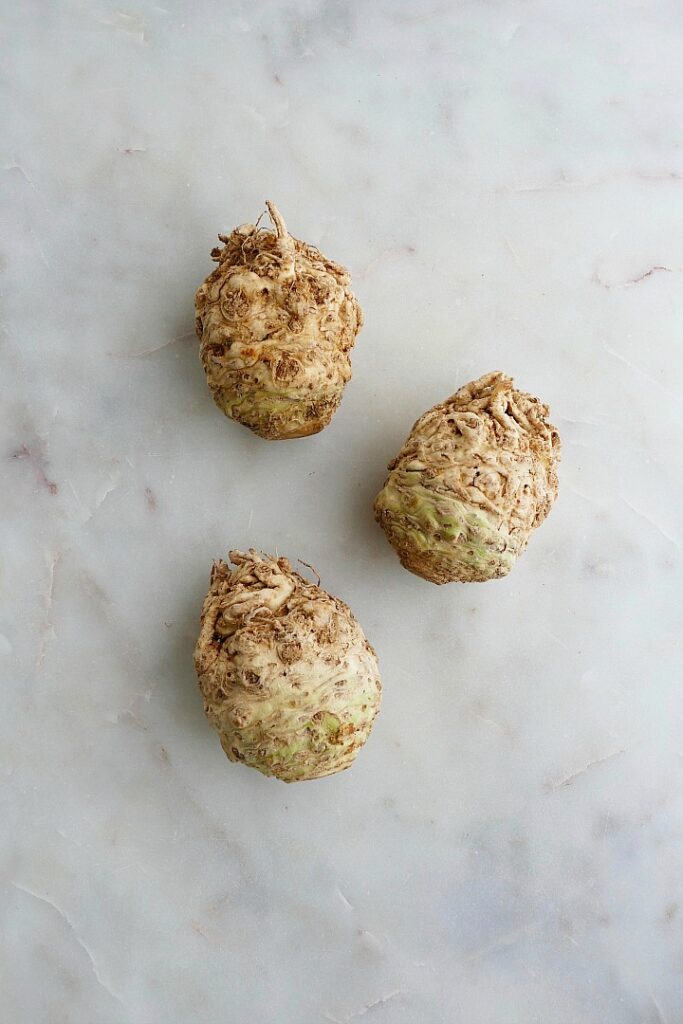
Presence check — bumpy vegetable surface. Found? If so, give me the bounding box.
[374,372,560,583]
[194,202,363,439]
[194,550,381,781]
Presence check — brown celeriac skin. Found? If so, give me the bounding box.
[194,202,363,440]
[194,550,382,782]
[374,372,561,583]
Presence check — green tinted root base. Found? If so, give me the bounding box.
[214,388,340,440]
[375,478,519,583]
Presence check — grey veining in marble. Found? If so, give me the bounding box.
[2,1,683,1021]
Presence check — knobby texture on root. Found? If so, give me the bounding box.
[374,372,561,583]
[194,201,363,440]
[194,550,382,781]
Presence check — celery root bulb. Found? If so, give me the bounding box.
[374,372,561,584]
[194,202,363,440]
[194,550,382,782]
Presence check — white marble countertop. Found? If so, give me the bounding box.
[3,2,683,1021]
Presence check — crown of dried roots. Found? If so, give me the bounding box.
[194,550,382,781]
[374,372,561,583]
[195,202,363,440]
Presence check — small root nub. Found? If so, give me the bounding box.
[266,200,288,240]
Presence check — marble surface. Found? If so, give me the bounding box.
[3,1,683,1021]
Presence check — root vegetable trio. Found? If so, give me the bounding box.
[193,202,561,782]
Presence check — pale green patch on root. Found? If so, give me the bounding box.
[215,387,338,439]
[221,698,377,782]
[374,476,520,583]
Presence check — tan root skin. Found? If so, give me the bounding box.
[374,372,561,584]
[194,201,363,440]
[194,550,382,782]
